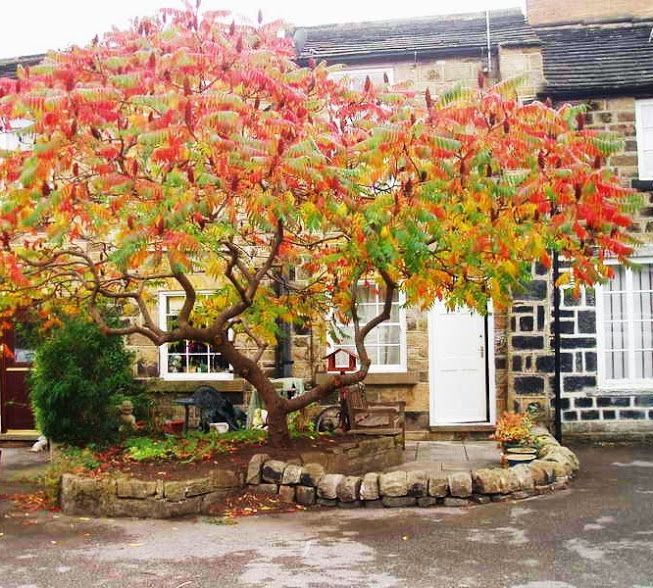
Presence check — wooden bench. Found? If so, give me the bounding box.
[344,384,406,449]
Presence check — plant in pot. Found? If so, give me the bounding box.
[492,412,538,466]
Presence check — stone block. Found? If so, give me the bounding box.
[318,474,345,500]
[498,469,520,494]
[382,496,417,507]
[490,494,511,503]
[470,494,492,504]
[253,483,278,496]
[295,485,316,506]
[278,485,296,503]
[471,469,502,494]
[108,496,200,519]
[337,476,362,502]
[281,464,303,485]
[316,498,337,507]
[379,471,408,497]
[211,469,242,489]
[511,464,535,491]
[448,472,472,498]
[360,472,380,500]
[511,490,535,500]
[529,460,556,485]
[364,499,384,508]
[246,453,270,485]
[183,478,213,498]
[300,452,330,468]
[338,500,362,509]
[417,496,438,507]
[164,481,187,501]
[261,460,286,484]
[443,497,472,507]
[407,470,428,497]
[427,473,449,497]
[116,478,157,499]
[60,475,111,516]
[300,463,326,487]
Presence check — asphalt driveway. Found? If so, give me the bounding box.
[1,444,652,587]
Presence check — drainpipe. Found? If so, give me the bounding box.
[485,10,492,75]
[552,251,562,443]
[273,271,293,378]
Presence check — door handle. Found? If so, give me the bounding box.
[480,345,484,358]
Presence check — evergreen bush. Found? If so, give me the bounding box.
[30,316,141,445]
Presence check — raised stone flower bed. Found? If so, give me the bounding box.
[59,435,403,518]
[245,427,580,508]
[59,429,578,517]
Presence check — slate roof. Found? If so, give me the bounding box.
[538,23,653,98]
[0,54,44,79]
[294,9,540,64]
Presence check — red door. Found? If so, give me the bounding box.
[1,325,36,432]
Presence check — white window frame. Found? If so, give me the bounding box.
[327,285,408,374]
[0,118,34,153]
[596,256,653,390]
[329,66,394,89]
[635,98,653,181]
[158,290,233,381]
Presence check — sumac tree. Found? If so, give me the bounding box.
[0,5,637,446]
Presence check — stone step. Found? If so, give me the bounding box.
[407,426,495,442]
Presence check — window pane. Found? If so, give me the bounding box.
[601,263,653,382]
[162,294,229,375]
[331,283,404,369]
[378,345,400,365]
[188,355,208,373]
[166,296,184,314]
[606,350,628,379]
[168,354,185,372]
[635,350,653,379]
[378,325,401,345]
[357,304,377,323]
[355,285,376,305]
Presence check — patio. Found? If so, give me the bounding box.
[392,440,502,474]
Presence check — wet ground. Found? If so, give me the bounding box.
[1,444,652,587]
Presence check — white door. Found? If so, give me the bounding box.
[428,303,489,425]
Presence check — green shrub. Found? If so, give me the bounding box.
[30,316,140,446]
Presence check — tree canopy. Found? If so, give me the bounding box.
[0,5,637,444]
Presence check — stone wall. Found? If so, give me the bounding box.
[507,96,653,437]
[60,469,244,518]
[246,428,579,508]
[58,435,404,518]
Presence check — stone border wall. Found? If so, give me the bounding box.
[246,428,579,508]
[60,468,244,518]
[59,435,403,518]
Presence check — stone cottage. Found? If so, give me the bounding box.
[1,0,652,441]
[293,0,653,440]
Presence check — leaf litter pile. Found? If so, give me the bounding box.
[207,489,308,522]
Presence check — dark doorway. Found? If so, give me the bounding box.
[1,323,37,432]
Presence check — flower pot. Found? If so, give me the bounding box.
[506,446,537,455]
[505,453,537,467]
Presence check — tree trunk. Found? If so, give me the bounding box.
[266,403,291,448]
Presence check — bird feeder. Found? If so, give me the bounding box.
[324,348,358,374]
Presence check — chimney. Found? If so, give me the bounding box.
[526,0,653,26]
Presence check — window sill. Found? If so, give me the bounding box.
[143,378,245,393]
[316,371,418,386]
[631,179,653,191]
[592,385,653,395]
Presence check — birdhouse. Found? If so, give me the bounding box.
[325,348,358,373]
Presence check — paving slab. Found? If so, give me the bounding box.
[386,440,501,473]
